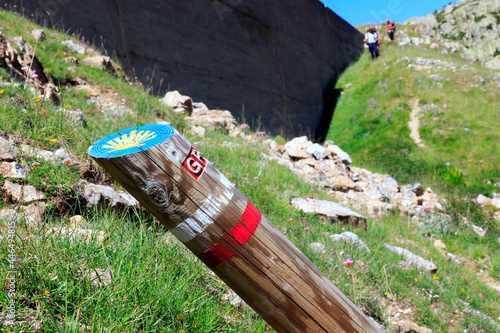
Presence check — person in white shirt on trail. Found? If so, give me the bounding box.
[364,27,379,60]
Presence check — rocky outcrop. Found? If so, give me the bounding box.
[404,0,500,66]
[15,0,363,138]
[265,137,443,219]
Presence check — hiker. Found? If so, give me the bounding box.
[373,26,381,56]
[364,27,378,60]
[386,19,396,44]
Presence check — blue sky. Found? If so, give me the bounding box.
[319,0,460,26]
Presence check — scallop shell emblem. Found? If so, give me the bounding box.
[102,130,157,152]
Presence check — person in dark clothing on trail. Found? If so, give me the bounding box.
[364,27,378,60]
[373,26,381,56]
[386,18,396,44]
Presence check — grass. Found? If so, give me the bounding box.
[0,9,499,333]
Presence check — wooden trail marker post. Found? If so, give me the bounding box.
[89,124,380,333]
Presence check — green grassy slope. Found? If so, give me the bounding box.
[0,10,499,333]
[328,41,499,197]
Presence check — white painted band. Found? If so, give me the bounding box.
[170,177,234,243]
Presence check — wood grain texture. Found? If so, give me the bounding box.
[90,128,381,333]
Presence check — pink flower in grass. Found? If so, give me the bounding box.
[288,218,293,222]
[304,227,310,231]
[343,259,354,267]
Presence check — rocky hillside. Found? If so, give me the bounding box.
[404,0,500,68]
[0,7,499,333]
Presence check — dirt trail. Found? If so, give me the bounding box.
[408,98,426,148]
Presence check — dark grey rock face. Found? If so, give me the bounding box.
[16,0,362,137]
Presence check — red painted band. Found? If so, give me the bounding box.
[197,201,262,268]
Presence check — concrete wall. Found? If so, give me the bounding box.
[12,0,363,138]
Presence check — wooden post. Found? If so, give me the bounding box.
[89,124,380,333]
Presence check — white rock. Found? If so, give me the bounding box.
[326,145,352,165]
[160,90,193,115]
[383,244,437,273]
[70,215,87,228]
[309,242,326,254]
[330,231,370,252]
[0,137,18,161]
[291,197,366,227]
[471,224,487,237]
[46,227,107,245]
[190,126,206,137]
[3,180,45,203]
[491,198,500,209]
[284,136,309,148]
[78,181,138,207]
[54,148,70,160]
[81,56,113,70]
[305,143,327,160]
[62,40,86,55]
[0,162,26,179]
[20,145,55,161]
[433,239,446,250]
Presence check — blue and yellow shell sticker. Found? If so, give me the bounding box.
[89,124,175,158]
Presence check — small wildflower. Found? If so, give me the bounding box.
[286,201,290,204]
[254,176,258,180]
[33,320,43,331]
[340,250,345,256]
[44,290,51,297]
[31,162,40,168]
[113,112,118,116]
[176,315,185,324]
[343,259,354,267]
[462,288,465,292]
[31,72,38,79]
[21,66,28,72]
[341,227,345,231]
[31,13,34,17]
[4,320,14,327]
[415,278,418,282]
[384,292,389,296]
[288,218,293,222]
[304,227,310,231]
[62,157,72,166]
[49,139,57,143]
[0,89,4,94]
[22,237,29,242]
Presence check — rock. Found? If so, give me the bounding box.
[410,183,424,196]
[309,242,326,254]
[78,181,139,208]
[20,144,55,161]
[286,146,309,160]
[429,74,443,81]
[330,175,358,192]
[491,198,500,209]
[62,40,86,55]
[160,90,193,115]
[2,180,45,204]
[222,290,247,309]
[291,197,366,229]
[185,108,236,131]
[433,240,446,250]
[83,269,113,287]
[398,37,411,46]
[0,162,26,179]
[69,215,86,228]
[0,137,18,162]
[63,56,78,64]
[391,319,433,333]
[190,126,206,137]
[46,227,107,245]
[383,244,437,273]
[329,231,370,252]
[305,143,327,160]
[284,136,309,148]
[325,144,352,165]
[31,29,46,41]
[485,57,500,70]
[19,202,47,227]
[0,208,19,223]
[54,149,70,160]
[81,56,113,71]
[471,224,487,237]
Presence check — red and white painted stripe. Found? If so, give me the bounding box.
[197,201,262,268]
[169,173,234,243]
